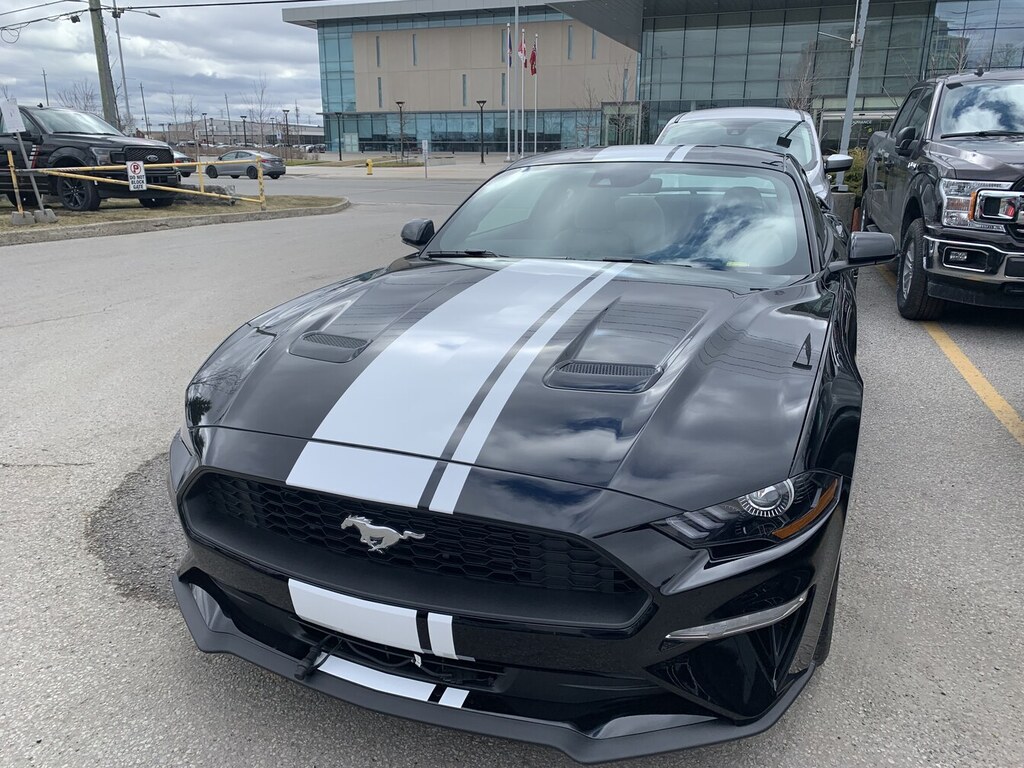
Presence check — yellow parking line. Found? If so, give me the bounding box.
[878,268,1024,446]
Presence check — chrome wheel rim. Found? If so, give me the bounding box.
[901,246,914,299]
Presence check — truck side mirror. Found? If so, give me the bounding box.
[895,126,917,156]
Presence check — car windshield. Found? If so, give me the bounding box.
[937,81,1024,136]
[658,118,816,169]
[426,162,811,278]
[27,108,123,136]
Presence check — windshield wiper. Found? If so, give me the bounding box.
[596,257,657,264]
[940,130,1024,138]
[777,119,804,149]
[425,249,503,259]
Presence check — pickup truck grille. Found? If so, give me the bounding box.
[125,147,172,164]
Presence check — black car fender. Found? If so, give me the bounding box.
[44,147,94,192]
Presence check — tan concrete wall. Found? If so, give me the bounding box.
[351,20,636,112]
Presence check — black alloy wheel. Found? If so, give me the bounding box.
[139,198,175,209]
[246,166,258,179]
[206,166,218,179]
[896,219,945,320]
[56,174,101,212]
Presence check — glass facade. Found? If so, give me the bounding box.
[323,109,601,154]
[641,1,1024,144]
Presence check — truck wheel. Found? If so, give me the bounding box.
[896,219,945,320]
[56,176,101,212]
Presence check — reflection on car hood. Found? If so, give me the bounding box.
[189,257,834,512]
[930,136,1024,180]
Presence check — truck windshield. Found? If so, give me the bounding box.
[937,81,1024,137]
[27,108,123,136]
[426,162,812,278]
[657,118,816,169]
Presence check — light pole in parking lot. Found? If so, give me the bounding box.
[395,101,405,161]
[201,112,210,146]
[477,100,487,164]
[240,115,248,147]
[282,109,290,146]
[159,122,166,141]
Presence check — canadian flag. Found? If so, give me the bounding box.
[518,30,527,65]
[530,40,537,75]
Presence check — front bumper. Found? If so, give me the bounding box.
[923,231,1024,308]
[170,431,843,762]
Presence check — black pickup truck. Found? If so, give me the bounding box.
[861,70,1024,319]
[0,105,178,211]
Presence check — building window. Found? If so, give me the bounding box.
[412,33,418,66]
[501,72,507,105]
[592,29,597,59]
[567,24,574,60]
[462,74,468,107]
[377,77,383,108]
[499,28,505,62]
[375,35,381,68]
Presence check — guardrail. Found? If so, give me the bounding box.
[13,157,269,213]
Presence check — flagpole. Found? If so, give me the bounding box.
[533,33,538,155]
[513,3,520,158]
[520,29,525,157]
[505,21,511,162]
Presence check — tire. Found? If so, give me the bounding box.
[206,166,218,179]
[139,197,174,209]
[230,175,239,179]
[268,174,281,180]
[56,173,101,212]
[246,166,258,179]
[814,563,839,666]
[896,219,945,320]
[179,172,192,178]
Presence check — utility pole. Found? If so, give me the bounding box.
[42,69,50,105]
[224,93,231,141]
[139,82,151,135]
[111,1,132,130]
[87,0,119,125]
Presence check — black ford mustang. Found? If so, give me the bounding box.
[170,145,895,762]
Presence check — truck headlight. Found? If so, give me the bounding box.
[655,471,841,555]
[939,179,1012,231]
[91,147,114,166]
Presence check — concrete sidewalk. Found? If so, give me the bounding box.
[285,152,511,182]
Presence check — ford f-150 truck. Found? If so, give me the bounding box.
[861,69,1024,319]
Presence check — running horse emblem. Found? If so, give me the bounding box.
[342,515,425,553]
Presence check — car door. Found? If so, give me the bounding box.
[886,85,934,236]
[868,88,922,233]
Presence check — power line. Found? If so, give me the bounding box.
[0,1,83,18]
[122,0,338,9]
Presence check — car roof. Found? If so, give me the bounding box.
[666,106,811,125]
[932,68,1024,86]
[507,144,801,174]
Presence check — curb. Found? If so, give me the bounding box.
[1,198,350,247]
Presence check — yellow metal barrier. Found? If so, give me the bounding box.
[25,157,269,211]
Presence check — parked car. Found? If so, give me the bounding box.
[861,68,1024,318]
[655,107,852,207]
[0,105,178,211]
[170,145,895,762]
[204,150,286,179]
[173,150,195,177]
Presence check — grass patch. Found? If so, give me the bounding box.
[0,195,343,232]
[285,157,387,167]
[373,160,425,168]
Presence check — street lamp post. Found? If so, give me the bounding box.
[476,100,487,164]
[159,122,166,141]
[110,2,161,132]
[282,109,290,146]
[395,101,405,161]
[240,115,248,147]
[201,112,210,146]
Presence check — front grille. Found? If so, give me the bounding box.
[125,146,172,164]
[187,473,639,595]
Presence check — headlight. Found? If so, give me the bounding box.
[655,471,841,554]
[91,147,114,165]
[939,179,1012,231]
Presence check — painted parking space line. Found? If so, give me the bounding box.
[878,267,1024,447]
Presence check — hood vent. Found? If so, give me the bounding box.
[545,360,661,393]
[289,332,369,363]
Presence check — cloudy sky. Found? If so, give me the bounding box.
[0,0,355,129]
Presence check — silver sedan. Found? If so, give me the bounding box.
[204,150,286,180]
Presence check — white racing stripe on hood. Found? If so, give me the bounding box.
[307,259,604,457]
[428,263,628,513]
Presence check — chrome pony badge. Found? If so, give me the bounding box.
[342,515,425,552]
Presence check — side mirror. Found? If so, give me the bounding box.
[827,231,897,275]
[401,218,434,247]
[895,125,917,156]
[824,153,853,173]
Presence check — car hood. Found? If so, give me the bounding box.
[188,258,834,512]
[929,136,1024,180]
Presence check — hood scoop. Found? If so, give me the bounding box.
[546,360,662,393]
[289,332,369,363]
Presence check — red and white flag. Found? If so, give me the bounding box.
[530,39,537,75]
[518,30,527,65]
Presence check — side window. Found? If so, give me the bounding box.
[905,86,934,137]
[891,89,922,134]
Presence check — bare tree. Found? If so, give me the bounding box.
[245,73,275,146]
[57,79,101,114]
[574,80,603,148]
[784,44,819,113]
[928,34,973,76]
[603,56,641,145]
[990,43,1022,70]
[183,95,199,143]
[169,84,180,143]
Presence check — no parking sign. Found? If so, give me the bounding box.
[127,161,147,191]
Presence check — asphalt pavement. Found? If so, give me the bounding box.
[1,185,1022,768]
